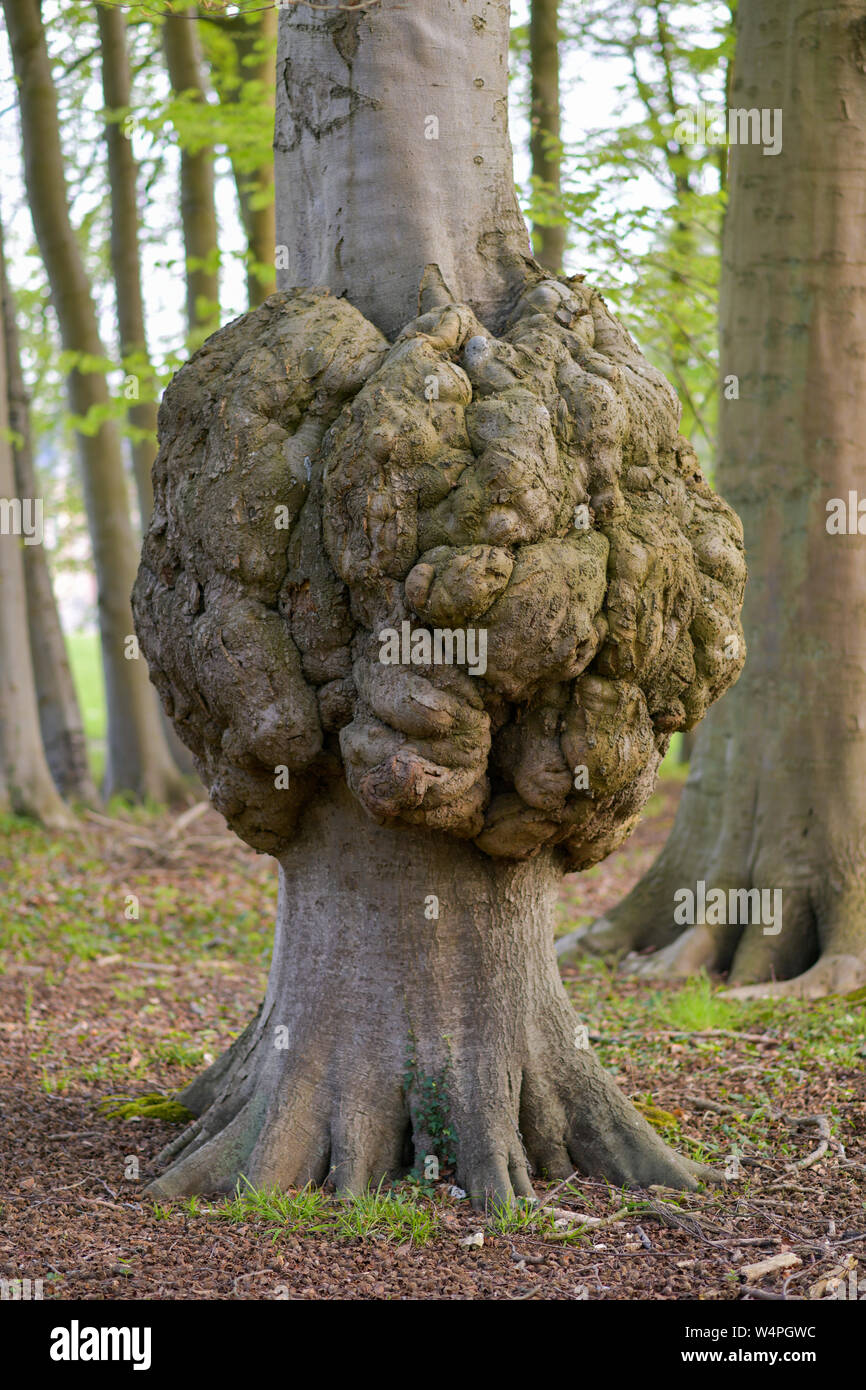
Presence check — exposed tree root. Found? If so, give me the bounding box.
[723,954,866,1001]
[147,1001,707,1206]
[557,704,866,999]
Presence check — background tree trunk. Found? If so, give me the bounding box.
[0,227,75,830]
[529,0,565,273]
[0,217,97,806]
[203,8,277,308]
[564,0,866,999]
[162,5,220,340]
[5,0,188,802]
[97,1,157,527]
[99,3,198,779]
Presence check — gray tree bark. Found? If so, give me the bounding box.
[163,5,220,340]
[0,217,97,806]
[99,3,198,779]
[563,0,866,999]
[0,223,75,830]
[4,0,188,802]
[529,0,566,273]
[150,783,709,1200]
[274,0,534,339]
[97,1,158,527]
[202,8,277,308]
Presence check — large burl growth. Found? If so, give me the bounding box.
[135,274,744,861]
[132,270,746,1201]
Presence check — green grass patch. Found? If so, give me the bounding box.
[0,809,275,973]
[206,1179,442,1246]
[653,972,739,1032]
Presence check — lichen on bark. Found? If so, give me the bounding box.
[133,272,745,871]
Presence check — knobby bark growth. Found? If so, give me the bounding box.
[562,0,866,1000]
[134,0,745,1202]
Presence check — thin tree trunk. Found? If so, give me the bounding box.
[162,5,220,339]
[566,0,866,999]
[529,0,565,274]
[98,2,197,778]
[0,217,97,806]
[204,9,276,308]
[0,227,75,830]
[97,1,157,527]
[4,0,188,802]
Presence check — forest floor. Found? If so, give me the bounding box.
[2,778,865,1302]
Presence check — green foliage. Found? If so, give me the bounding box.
[486,1195,568,1238]
[632,1094,682,1136]
[562,956,865,1167]
[197,12,276,179]
[519,1,735,455]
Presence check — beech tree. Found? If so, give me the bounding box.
[4,0,187,802]
[134,0,745,1202]
[200,5,278,308]
[0,226,75,831]
[563,0,866,999]
[97,1,159,527]
[529,0,565,274]
[162,2,220,341]
[0,217,96,808]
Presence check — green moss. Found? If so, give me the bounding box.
[98,1091,194,1124]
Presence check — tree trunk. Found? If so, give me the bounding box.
[147,0,728,1204]
[0,218,97,806]
[529,0,565,274]
[162,5,220,340]
[204,9,277,308]
[563,0,866,999]
[4,0,188,802]
[151,782,708,1201]
[99,2,197,779]
[97,1,157,527]
[0,228,75,830]
[273,0,534,340]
